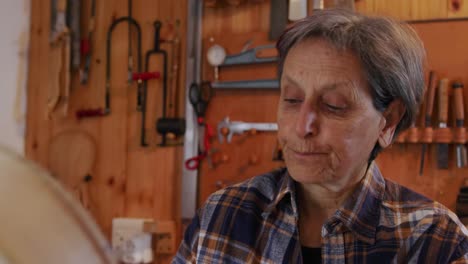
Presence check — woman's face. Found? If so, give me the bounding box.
[277,38,387,191]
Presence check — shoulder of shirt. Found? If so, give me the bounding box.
[382,177,468,236]
[194,168,289,229]
[205,167,288,204]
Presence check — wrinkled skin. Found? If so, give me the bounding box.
[277,38,402,193]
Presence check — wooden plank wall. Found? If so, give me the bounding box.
[26,0,186,263]
[25,0,468,262]
[199,0,468,211]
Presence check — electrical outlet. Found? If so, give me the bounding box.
[112,218,153,263]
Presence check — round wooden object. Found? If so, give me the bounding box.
[0,146,116,263]
[48,130,96,188]
[220,127,229,136]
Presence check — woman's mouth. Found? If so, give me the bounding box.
[290,149,328,159]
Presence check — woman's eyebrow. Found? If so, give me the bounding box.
[282,74,361,100]
[322,82,362,104]
[281,74,302,89]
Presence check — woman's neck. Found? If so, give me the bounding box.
[296,163,368,218]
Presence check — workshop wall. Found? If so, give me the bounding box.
[199,0,468,213]
[26,0,186,262]
[25,0,468,262]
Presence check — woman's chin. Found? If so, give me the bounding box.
[286,165,333,185]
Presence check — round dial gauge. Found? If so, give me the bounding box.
[206,44,226,66]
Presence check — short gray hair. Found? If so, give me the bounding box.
[276,9,426,160]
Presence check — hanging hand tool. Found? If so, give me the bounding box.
[153,21,186,146]
[134,70,161,146]
[106,6,142,111]
[168,19,181,118]
[127,0,134,85]
[75,1,143,119]
[212,79,279,89]
[69,0,81,71]
[220,44,277,66]
[62,36,71,116]
[80,0,97,84]
[48,0,71,118]
[269,0,288,40]
[141,21,167,147]
[185,81,213,169]
[217,117,278,143]
[453,81,467,168]
[419,71,437,175]
[436,78,450,169]
[133,72,160,81]
[184,123,214,170]
[206,44,226,81]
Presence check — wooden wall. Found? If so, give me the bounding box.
[25,0,468,262]
[26,0,186,263]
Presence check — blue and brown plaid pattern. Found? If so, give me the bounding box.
[173,163,468,263]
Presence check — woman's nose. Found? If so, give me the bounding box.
[295,105,318,138]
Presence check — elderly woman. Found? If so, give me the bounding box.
[174,9,468,263]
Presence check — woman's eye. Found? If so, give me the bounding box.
[284,98,302,104]
[325,103,344,110]
[322,101,348,113]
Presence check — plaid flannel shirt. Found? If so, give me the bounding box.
[173,162,468,263]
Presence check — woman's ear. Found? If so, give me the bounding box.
[378,99,406,148]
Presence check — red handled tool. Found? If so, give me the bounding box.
[75,0,142,120]
[185,123,214,170]
[184,81,213,169]
[80,0,96,84]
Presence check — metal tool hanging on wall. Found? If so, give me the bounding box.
[165,19,187,145]
[153,21,186,147]
[220,43,278,66]
[207,42,279,89]
[48,0,71,118]
[76,0,143,119]
[206,44,226,81]
[453,81,467,168]
[80,0,97,84]
[212,79,279,89]
[185,81,214,170]
[436,78,450,169]
[419,71,437,175]
[168,20,182,118]
[69,0,81,72]
[217,117,278,143]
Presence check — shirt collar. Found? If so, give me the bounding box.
[264,162,385,245]
[328,161,385,244]
[262,168,298,218]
